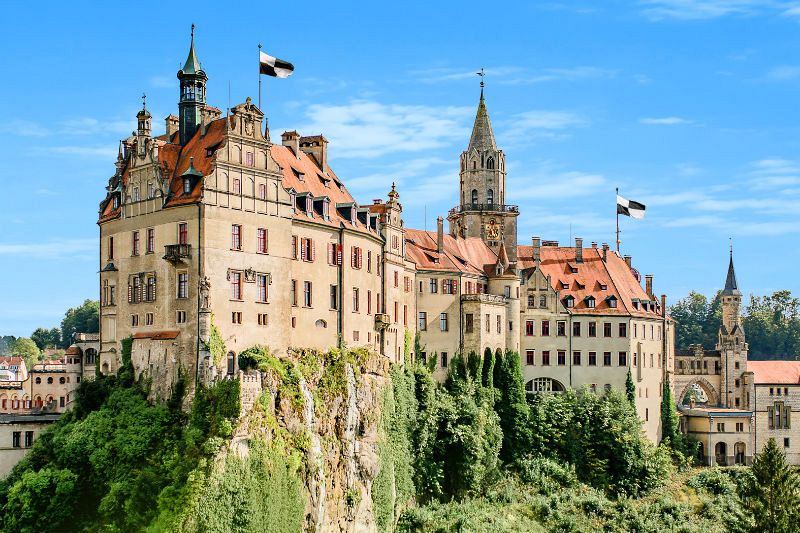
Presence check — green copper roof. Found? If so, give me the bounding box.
[181,157,203,177]
[181,32,203,76]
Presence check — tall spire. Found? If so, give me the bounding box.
[468,69,497,151]
[722,243,740,295]
[181,24,203,75]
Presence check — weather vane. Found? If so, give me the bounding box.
[142,93,146,110]
[477,67,485,88]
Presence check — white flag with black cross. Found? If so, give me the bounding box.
[259,51,294,78]
[616,194,646,219]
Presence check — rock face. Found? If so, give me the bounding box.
[235,349,390,533]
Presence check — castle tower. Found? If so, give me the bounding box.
[717,246,747,408]
[177,25,207,145]
[447,79,519,261]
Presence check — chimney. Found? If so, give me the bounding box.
[299,135,328,173]
[591,241,597,249]
[281,131,301,159]
[661,294,667,318]
[601,243,609,262]
[575,238,583,263]
[165,115,179,142]
[624,255,632,268]
[645,274,653,297]
[437,216,444,254]
[532,236,541,266]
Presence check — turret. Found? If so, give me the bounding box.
[721,246,743,335]
[177,25,207,145]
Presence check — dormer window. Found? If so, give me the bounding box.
[606,296,617,308]
[113,195,120,209]
[563,295,575,308]
[297,171,305,182]
[632,300,640,310]
[183,178,191,195]
[305,196,312,216]
[560,281,569,289]
[323,199,330,220]
[599,283,608,290]
[585,296,596,308]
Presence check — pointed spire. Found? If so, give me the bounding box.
[468,70,497,151]
[722,243,741,295]
[181,24,203,76]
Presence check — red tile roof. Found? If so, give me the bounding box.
[64,346,82,355]
[518,245,661,317]
[132,331,181,340]
[0,357,24,366]
[748,360,800,385]
[404,229,497,276]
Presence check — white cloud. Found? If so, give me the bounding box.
[41,146,118,159]
[502,110,588,143]
[764,65,800,81]
[413,66,615,85]
[293,100,472,159]
[60,117,134,136]
[748,158,800,190]
[640,0,767,20]
[0,120,50,137]
[639,116,693,125]
[509,160,607,200]
[0,239,96,259]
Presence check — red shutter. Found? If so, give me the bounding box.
[128,283,132,303]
[357,248,362,269]
[310,240,316,262]
[336,244,342,265]
[351,247,356,268]
[300,238,307,261]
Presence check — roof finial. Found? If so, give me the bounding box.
[191,23,195,42]
[142,93,147,111]
[730,237,733,258]
[477,67,485,99]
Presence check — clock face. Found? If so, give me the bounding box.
[486,219,501,240]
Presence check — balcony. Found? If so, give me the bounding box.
[448,203,519,216]
[461,293,507,305]
[163,244,192,263]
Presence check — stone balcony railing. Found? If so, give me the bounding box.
[448,203,519,216]
[461,293,507,305]
[163,244,192,263]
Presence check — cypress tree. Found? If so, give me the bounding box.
[493,350,532,464]
[481,347,494,390]
[660,376,680,446]
[625,368,636,407]
[743,438,800,533]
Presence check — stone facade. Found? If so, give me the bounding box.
[96,35,673,443]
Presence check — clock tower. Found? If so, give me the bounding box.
[447,80,519,261]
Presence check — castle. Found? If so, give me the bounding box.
[95,33,680,442]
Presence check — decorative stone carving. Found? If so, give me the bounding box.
[199,276,211,309]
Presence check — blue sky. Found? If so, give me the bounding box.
[1,0,799,336]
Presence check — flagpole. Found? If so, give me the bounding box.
[258,43,262,110]
[615,187,620,253]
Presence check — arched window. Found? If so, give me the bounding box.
[487,156,495,169]
[471,189,478,205]
[85,349,96,365]
[487,189,494,205]
[226,352,235,375]
[47,377,53,384]
[59,377,65,384]
[35,377,41,384]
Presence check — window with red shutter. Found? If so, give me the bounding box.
[310,240,316,262]
[300,238,307,261]
[292,236,298,259]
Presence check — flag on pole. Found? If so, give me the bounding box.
[616,194,646,219]
[259,51,294,78]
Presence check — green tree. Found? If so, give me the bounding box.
[2,467,79,533]
[744,291,800,359]
[59,299,99,348]
[0,336,17,356]
[660,377,680,446]
[11,337,40,369]
[492,350,531,464]
[669,291,723,350]
[625,368,635,406]
[30,327,61,351]
[742,438,800,533]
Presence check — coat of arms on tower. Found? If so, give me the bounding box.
[486,219,501,240]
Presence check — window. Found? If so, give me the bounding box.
[586,296,596,308]
[367,290,372,314]
[353,288,360,312]
[541,320,550,336]
[133,186,140,201]
[131,314,139,327]
[440,313,449,332]
[292,236,298,259]
[146,228,155,253]
[303,281,313,307]
[183,178,192,194]
[259,183,266,200]
[487,156,495,169]
[441,352,449,368]
[231,311,242,324]
[12,432,20,448]
[527,294,534,307]
[246,151,254,166]
[496,315,501,334]
[588,322,597,337]
[525,320,534,336]
[619,323,627,338]
[146,275,156,302]
[231,225,242,250]
[573,351,581,366]
[564,295,574,308]
[603,322,612,337]
[588,351,597,366]
[717,422,725,432]
[177,272,188,299]
[367,250,372,272]
[557,351,566,366]
[24,431,33,448]
[145,312,154,326]
[257,274,268,303]
[785,438,791,448]
[351,246,363,269]
[539,295,547,308]
[257,228,268,253]
[177,310,187,324]
[471,189,478,205]
[603,352,612,366]
[607,296,617,308]
[619,352,627,366]
[233,178,241,194]
[418,312,427,331]
[557,321,566,337]
[394,302,399,323]
[178,222,188,245]
[504,286,511,298]
[465,313,474,333]
[132,231,140,256]
[405,276,411,293]
[108,236,114,260]
[300,238,315,262]
[290,280,297,306]
[487,189,494,205]
[429,279,438,293]
[394,271,399,288]
[486,314,490,332]
[526,350,535,365]
[573,322,581,337]
[404,305,408,326]
[258,313,268,326]
[231,271,242,300]
[542,351,550,366]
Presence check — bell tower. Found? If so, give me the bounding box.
[447,72,519,261]
[177,24,207,145]
[717,244,748,408]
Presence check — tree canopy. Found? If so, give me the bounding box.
[58,300,99,348]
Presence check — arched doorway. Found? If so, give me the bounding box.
[678,378,720,407]
[226,351,236,376]
[715,442,728,466]
[525,378,566,394]
[734,442,746,465]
